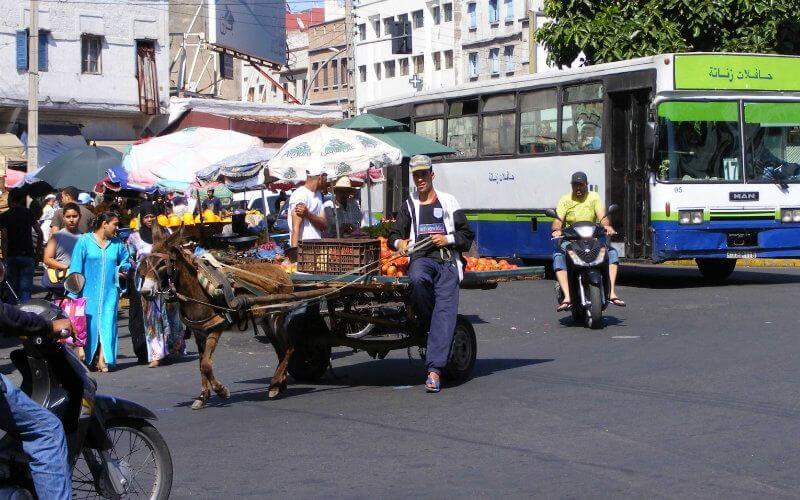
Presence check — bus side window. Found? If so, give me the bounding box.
[519,88,558,155]
[561,84,604,153]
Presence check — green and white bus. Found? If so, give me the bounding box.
[369,53,800,280]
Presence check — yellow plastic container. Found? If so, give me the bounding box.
[182,213,195,225]
[156,214,169,226]
[129,218,139,230]
[168,214,181,227]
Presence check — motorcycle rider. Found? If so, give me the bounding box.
[0,298,73,499]
[551,171,625,311]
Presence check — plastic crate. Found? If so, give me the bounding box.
[297,238,380,276]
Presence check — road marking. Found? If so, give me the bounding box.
[612,336,640,339]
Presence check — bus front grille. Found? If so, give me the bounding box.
[709,210,775,221]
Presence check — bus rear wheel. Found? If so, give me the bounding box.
[696,258,737,282]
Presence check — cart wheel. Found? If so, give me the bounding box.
[442,315,477,382]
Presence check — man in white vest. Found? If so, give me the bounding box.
[389,155,474,393]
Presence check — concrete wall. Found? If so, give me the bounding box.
[354,0,461,111]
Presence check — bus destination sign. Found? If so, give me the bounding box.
[674,54,800,92]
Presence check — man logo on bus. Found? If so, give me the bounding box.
[730,192,759,201]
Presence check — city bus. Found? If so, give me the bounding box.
[367,53,800,280]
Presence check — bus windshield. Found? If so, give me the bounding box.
[656,101,742,182]
[743,102,800,183]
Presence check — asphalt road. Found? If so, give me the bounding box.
[4,265,800,498]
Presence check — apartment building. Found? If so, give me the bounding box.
[354,0,462,111]
[307,17,351,109]
[0,0,170,167]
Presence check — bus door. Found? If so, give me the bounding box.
[608,89,651,259]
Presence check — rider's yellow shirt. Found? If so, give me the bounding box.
[556,191,601,225]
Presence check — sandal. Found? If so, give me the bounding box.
[425,376,441,393]
[609,297,627,307]
[556,300,571,312]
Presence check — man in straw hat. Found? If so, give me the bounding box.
[323,176,362,238]
[388,155,474,393]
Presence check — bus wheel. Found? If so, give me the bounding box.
[696,258,737,282]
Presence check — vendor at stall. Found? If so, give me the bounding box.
[388,155,474,394]
[323,176,362,238]
[201,188,223,215]
[289,173,327,247]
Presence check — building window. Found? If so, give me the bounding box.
[468,52,478,78]
[384,60,396,78]
[374,62,382,80]
[341,59,348,86]
[433,52,441,71]
[519,88,558,154]
[400,58,409,76]
[359,23,366,41]
[444,3,453,22]
[322,62,329,88]
[332,59,339,86]
[504,45,514,73]
[359,65,367,82]
[432,6,441,25]
[412,10,424,29]
[247,87,255,102]
[271,84,277,97]
[489,48,500,75]
[444,50,453,69]
[383,17,394,37]
[312,62,319,89]
[489,0,499,24]
[220,53,234,80]
[505,0,514,21]
[468,3,477,29]
[81,34,103,74]
[413,55,424,74]
[373,19,381,37]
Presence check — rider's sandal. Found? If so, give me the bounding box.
[609,297,627,307]
[556,300,571,312]
[425,376,441,393]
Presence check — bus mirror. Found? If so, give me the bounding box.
[644,121,658,161]
[545,208,559,220]
[607,204,620,215]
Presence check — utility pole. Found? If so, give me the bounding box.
[344,0,355,116]
[27,0,39,172]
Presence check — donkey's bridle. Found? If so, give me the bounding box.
[139,250,175,299]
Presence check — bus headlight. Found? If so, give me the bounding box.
[780,208,800,223]
[678,209,704,225]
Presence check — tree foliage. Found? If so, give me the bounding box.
[535,0,800,67]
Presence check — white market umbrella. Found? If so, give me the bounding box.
[123,127,263,190]
[268,125,402,183]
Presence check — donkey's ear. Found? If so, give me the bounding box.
[152,222,167,246]
[165,224,184,245]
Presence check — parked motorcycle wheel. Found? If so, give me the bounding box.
[72,418,173,500]
[586,282,604,330]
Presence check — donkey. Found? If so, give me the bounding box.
[137,225,300,409]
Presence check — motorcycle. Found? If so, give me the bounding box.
[546,205,618,330]
[0,266,173,499]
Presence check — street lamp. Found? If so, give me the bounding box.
[302,47,346,105]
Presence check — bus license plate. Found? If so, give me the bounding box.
[726,250,757,259]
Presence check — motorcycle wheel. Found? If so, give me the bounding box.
[586,283,604,330]
[72,418,173,500]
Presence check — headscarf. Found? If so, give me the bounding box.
[138,201,158,244]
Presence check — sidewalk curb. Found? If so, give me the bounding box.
[668,259,800,267]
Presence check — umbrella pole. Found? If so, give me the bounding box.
[261,186,270,243]
[334,202,341,238]
[366,177,373,227]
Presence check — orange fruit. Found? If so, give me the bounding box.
[387,265,397,276]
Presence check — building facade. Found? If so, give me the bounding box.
[460,0,537,82]
[0,0,170,167]
[354,0,462,111]
[306,17,351,109]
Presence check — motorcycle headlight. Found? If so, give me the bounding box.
[678,209,704,225]
[780,208,800,223]
[566,247,606,266]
